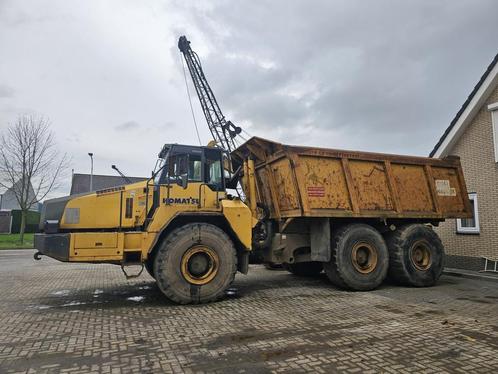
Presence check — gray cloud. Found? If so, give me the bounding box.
[0,84,15,98]
[176,0,498,154]
[114,120,140,131]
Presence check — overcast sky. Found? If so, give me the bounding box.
[1,0,497,197]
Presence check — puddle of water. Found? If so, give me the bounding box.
[51,290,71,296]
[61,301,87,307]
[28,304,52,310]
[127,296,145,302]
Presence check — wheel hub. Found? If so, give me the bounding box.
[351,242,378,274]
[410,241,432,271]
[181,246,219,285]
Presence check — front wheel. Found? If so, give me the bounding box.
[144,256,155,279]
[154,223,237,304]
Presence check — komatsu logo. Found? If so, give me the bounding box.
[163,197,200,205]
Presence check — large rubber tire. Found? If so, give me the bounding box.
[153,223,237,304]
[285,262,323,277]
[323,224,389,291]
[385,224,444,287]
[144,257,155,279]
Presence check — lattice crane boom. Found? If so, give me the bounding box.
[178,35,242,155]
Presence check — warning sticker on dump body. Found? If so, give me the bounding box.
[435,179,456,196]
[308,186,325,197]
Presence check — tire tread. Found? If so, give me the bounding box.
[324,223,389,291]
[385,224,444,287]
[155,223,237,304]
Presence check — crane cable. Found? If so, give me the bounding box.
[180,54,202,145]
[242,129,252,140]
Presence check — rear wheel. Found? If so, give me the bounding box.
[153,223,237,304]
[285,262,323,277]
[385,224,444,287]
[323,224,389,291]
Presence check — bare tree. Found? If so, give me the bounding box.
[0,115,68,243]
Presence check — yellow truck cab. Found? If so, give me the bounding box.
[35,143,254,304]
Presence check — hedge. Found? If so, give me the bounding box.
[10,210,40,234]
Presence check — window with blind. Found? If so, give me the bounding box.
[456,193,479,234]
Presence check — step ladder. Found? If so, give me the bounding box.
[481,257,498,273]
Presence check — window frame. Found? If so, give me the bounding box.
[158,153,190,185]
[203,148,225,191]
[456,192,480,234]
[489,102,498,162]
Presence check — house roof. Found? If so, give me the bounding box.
[70,173,147,195]
[0,179,37,211]
[430,52,498,158]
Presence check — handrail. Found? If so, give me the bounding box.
[197,183,208,208]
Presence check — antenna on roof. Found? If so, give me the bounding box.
[111,165,132,184]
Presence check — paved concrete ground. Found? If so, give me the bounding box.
[1,250,498,374]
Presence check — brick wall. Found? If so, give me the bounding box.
[436,84,498,269]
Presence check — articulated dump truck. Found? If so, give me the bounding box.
[35,137,472,304]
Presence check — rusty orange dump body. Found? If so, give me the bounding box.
[233,137,472,221]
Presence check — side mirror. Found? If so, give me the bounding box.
[177,174,188,189]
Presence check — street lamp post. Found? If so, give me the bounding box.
[88,153,94,192]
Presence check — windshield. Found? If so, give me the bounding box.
[152,146,224,190]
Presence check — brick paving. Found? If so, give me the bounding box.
[1,250,498,373]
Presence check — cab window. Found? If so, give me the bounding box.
[204,149,224,191]
[159,152,202,184]
[163,154,188,183]
[188,154,202,182]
